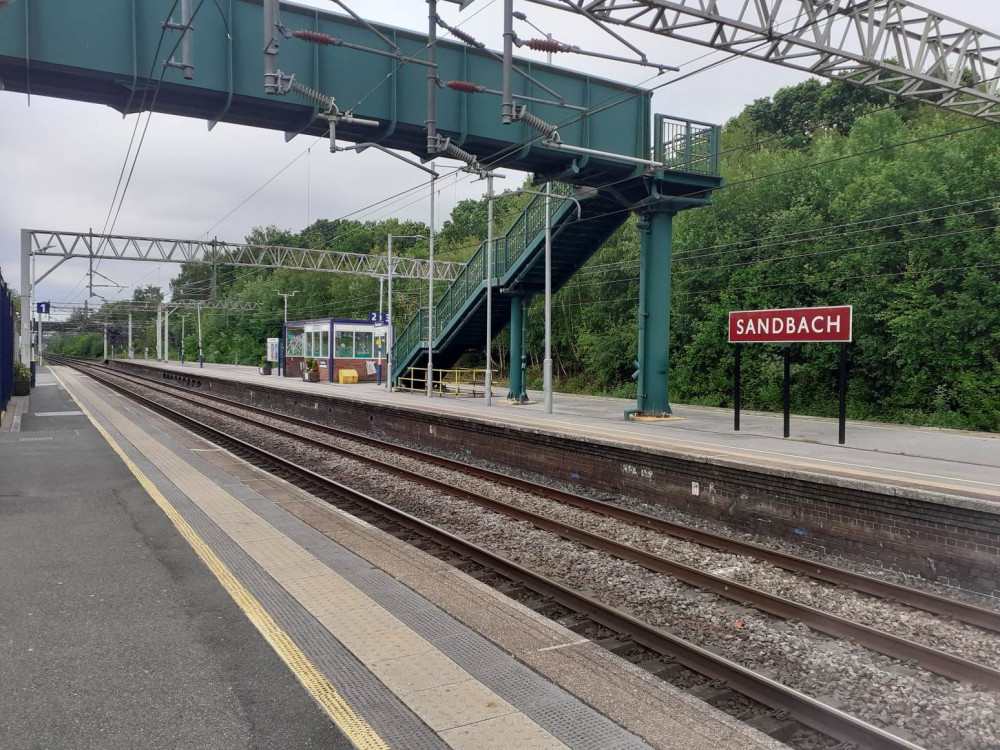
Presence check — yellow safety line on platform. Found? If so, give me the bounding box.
[51,368,389,750]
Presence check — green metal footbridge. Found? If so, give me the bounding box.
[0,0,722,416]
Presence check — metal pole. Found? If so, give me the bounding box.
[30,251,36,365]
[37,307,42,366]
[197,305,203,367]
[838,342,847,445]
[783,345,791,438]
[543,180,553,414]
[165,309,171,361]
[426,177,436,397]
[426,0,437,153]
[181,314,186,363]
[103,324,108,361]
[19,230,31,364]
[128,312,133,359]
[501,0,514,123]
[156,307,162,360]
[734,343,741,431]
[378,276,384,322]
[179,0,194,79]
[519,297,527,403]
[484,173,494,407]
[377,275,385,384]
[387,235,394,390]
[541,38,554,413]
[262,0,280,94]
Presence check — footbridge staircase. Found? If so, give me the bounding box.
[391,183,629,387]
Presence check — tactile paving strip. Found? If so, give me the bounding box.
[99,382,653,750]
[77,395,446,750]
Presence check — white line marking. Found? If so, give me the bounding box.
[537,640,589,652]
[33,410,85,417]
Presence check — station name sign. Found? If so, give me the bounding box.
[729,305,852,344]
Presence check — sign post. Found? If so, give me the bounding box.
[729,305,852,443]
[839,342,848,445]
[783,345,791,438]
[733,343,741,431]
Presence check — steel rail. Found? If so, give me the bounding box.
[57,357,923,750]
[97,358,1000,635]
[70,359,1000,689]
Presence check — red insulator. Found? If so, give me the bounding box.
[450,26,482,49]
[446,80,482,94]
[526,38,564,53]
[293,29,339,46]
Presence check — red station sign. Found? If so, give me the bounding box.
[728,305,852,344]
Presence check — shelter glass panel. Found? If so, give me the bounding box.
[286,330,304,357]
[336,330,354,358]
[355,331,373,359]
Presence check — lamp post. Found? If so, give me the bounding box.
[427,176,436,397]
[512,189,583,415]
[273,289,298,322]
[273,290,298,378]
[196,304,203,367]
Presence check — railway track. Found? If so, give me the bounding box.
[77,359,1000,632]
[56,357,999,749]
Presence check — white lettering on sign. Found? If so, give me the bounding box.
[728,305,852,343]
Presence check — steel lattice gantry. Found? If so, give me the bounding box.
[530,0,1000,121]
[23,229,465,281]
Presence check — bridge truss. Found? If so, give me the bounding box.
[528,0,1000,121]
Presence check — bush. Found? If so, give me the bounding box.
[14,362,31,379]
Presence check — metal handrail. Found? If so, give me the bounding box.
[654,115,721,177]
[391,181,577,372]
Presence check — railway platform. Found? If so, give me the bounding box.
[130,359,999,503]
[0,365,782,750]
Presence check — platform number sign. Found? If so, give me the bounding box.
[36,301,50,315]
[368,311,388,325]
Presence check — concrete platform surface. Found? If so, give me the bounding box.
[0,366,784,750]
[134,359,1000,502]
[0,369,350,750]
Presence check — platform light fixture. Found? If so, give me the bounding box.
[273,289,299,322]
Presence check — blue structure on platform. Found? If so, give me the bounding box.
[0,268,16,415]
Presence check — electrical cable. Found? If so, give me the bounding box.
[86,0,210,302]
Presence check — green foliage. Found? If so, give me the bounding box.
[14,361,31,379]
[48,79,999,430]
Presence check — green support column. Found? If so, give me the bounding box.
[507,294,527,403]
[635,208,676,416]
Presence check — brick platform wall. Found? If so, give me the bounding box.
[333,358,379,383]
[111,360,1000,597]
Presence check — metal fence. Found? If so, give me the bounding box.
[655,115,721,177]
[0,268,16,415]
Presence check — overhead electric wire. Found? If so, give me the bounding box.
[90,0,179,277]
[97,0,209,258]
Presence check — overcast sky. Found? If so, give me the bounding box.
[1,0,996,314]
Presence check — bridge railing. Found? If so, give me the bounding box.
[655,116,721,177]
[392,307,427,367]
[431,183,574,341]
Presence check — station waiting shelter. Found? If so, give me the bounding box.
[281,318,388,383]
